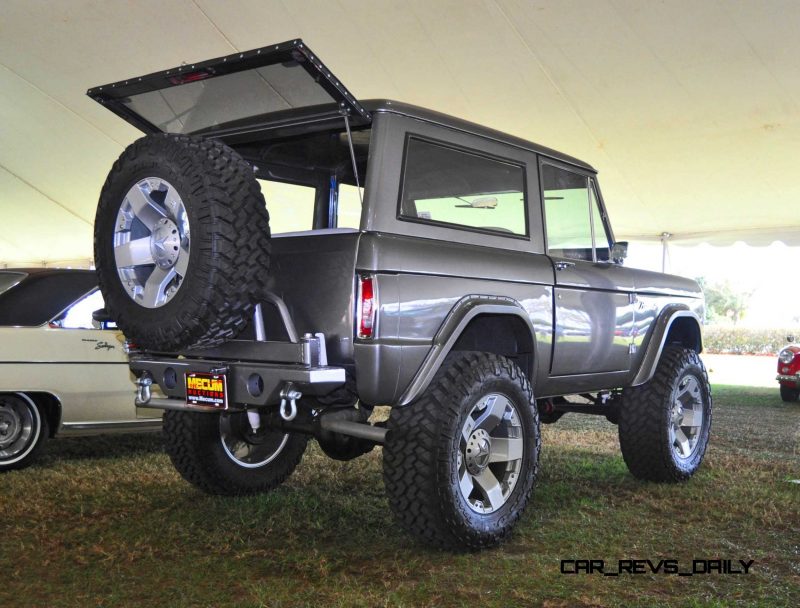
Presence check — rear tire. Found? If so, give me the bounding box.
[0,393,48,472]
[780,385,799,402]
[619,346,712,482]
[383,352,540,550]
[163,410,308,496]
[94,133,271,351]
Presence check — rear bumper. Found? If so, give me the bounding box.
[131,357,345,408]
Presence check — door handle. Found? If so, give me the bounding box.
[554,261,575,271]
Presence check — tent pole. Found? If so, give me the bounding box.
[660,232,672,273]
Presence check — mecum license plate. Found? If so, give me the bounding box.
[185,372,228,409]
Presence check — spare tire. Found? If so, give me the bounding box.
[94,134,270,351]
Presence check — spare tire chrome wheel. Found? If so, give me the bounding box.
[114,178,190,308]
[94,133,271,352]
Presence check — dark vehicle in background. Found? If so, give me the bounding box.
[0,269,159,471]
[777,336,800,401]
[87,40,712,549]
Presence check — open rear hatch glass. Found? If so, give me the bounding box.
[87,39,369,135]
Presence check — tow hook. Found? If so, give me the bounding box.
[280,383,302,421]
[135,373,153,405]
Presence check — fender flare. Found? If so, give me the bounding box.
[630,304,703,387]
[397,295,538,406]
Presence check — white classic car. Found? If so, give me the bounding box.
[0,269,160,471]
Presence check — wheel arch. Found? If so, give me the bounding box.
[397,295,538,406]
[7,392,62,438]
[631,305,703,387]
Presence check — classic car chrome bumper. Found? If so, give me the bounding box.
[776,373,800,386]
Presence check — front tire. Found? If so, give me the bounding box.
[163,410,308,496]
[383,352,540,550]
[619,346,712,482]
[0,393,48,472]
[780,385,799,402]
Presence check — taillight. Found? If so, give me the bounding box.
[357,275,376,339]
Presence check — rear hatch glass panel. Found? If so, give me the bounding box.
[87,39,369,135]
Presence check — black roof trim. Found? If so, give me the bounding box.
[362,100,595,172]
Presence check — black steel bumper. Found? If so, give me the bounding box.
[130,336,345,408]
[131,357,345,407]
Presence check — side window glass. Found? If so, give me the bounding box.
[54,290,106,330]
[542,164,593,261]
[399,137,527,237]
[257,180,316,234]
[590,182,611,261]
[337,184,363,229]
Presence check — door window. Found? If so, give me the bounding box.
[542,163,609,262]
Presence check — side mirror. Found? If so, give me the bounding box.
[611,241,628,265]
[788,335,796,343]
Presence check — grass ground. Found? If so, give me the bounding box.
[1,382,798,607]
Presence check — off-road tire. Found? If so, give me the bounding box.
[619,346,712,482]
[94,133,270,351]
[383,352,540,550]
[163,410,308,496]
[0,393,49,472]
[780,385,799,402]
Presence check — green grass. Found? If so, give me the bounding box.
[1,384,798,607]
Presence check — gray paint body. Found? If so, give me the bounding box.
[241,101,704,407]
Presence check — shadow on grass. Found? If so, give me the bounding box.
[34,431,164,467]
[4,385,799,607]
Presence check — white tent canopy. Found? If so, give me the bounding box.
[1,0,798,266]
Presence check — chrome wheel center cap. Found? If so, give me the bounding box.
[150,218,181,269]
[0,409,20,447]
[465,428,492,475]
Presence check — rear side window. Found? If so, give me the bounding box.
[399,137,528,237]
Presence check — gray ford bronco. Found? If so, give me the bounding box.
[89,40,711,550]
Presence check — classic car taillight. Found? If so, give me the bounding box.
[357,275,376,339]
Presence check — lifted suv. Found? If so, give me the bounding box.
[89,40,711,550]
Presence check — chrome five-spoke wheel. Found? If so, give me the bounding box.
[669,375,704,461]
[458,393,524,514]
[383,352,540,549]
[114,178,190,308]
[618,346,712,482]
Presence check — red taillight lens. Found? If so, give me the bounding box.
[357,276,375,339]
